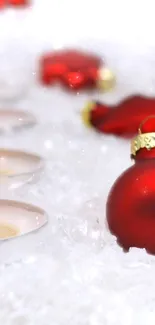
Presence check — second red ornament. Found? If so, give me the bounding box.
[82,96,155,138]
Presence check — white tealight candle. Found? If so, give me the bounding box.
[0,200,48,240]
[0,110,37,134]
[0,149,44,188]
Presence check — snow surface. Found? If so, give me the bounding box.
[1,0,155,324]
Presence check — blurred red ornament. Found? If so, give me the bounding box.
[106,116,155,254]
[40,49,115,92]
[82,96,155,138]
[0,0,5,8]
[8,0,28,6]
[0,0,29,7]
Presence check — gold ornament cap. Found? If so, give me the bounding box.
[81,101,96,127]
[131,115,155,156]
[97,67,115,91]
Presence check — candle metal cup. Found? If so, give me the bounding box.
[0,199,47,240]
[0,110,36,134]
[0,149,44,189]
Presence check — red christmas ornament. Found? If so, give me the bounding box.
[82,96,155,138]
[106,115,155,254]
[8,0,28,6]
[0,0,29,7]
[39,49,115,92]
[0,0,5,8]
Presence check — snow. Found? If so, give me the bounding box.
[1,0,155,324]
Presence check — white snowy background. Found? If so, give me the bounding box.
[1,0,155,324]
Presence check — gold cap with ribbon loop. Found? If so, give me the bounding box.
[131,115,155,156]
[81,101,96,127]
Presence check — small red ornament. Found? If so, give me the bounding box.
[8,0,28,6]
[39,49,115,92]
[82,96,155,138]
[106,115,155,254]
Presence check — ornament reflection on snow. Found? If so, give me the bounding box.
[106,115,155,255]
[0,0,28,7]
[82,96,155,138]
[40,49,115,92]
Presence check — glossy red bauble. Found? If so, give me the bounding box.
[82,96,155,138]
[39,49,115,92]
[106,116,155,254]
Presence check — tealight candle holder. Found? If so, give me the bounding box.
[0,199,47,240]
[0,149,44,189]
[0,110,36,134]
